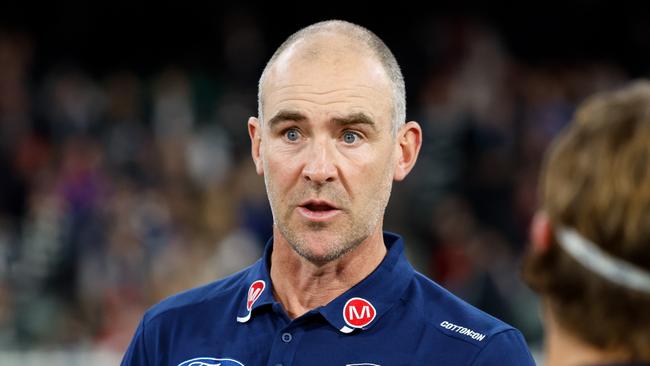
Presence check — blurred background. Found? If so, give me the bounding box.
[1,1,649,364]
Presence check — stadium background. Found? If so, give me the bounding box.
[1,1,649,364]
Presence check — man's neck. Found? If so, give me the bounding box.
[544,302,630,366]
[269,228,387,319]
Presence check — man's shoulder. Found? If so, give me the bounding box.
[408,271,521,347]
[143,261,258,324]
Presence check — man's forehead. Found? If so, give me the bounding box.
[265,35,389,89]
[260,33,395,130]
[263,63,392,125]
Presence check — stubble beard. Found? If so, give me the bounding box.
[266,173,393,266]
[278,218,368,265]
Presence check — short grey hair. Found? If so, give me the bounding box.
[257,20,406,136]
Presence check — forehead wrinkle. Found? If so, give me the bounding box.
[288,88,364,96]
[272,97,377,107]
[267,90,387,124]
[270,87,387,103]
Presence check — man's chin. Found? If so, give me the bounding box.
[287,232,347,264]
[294,233,368,265]
[278,219,369,264]
[295,246,346,265]
[305,220,329,231]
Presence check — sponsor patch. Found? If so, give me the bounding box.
[246,280,265,311]
[237,280,266,323]
[343,297,376,329]
[439,320,486,341]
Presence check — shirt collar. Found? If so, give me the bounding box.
[235,239,275,323]
[236,232,415,334]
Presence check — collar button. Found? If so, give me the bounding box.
[281,332,293,343]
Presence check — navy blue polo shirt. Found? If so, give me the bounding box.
[122,232,535,365]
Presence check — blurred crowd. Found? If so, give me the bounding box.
[0,17,630,354]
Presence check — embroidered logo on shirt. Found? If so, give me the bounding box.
[246,280,265,311]
[341,297,376,332]
[236,280,266,323]
[439,321,486,341]
[177,357,244,366]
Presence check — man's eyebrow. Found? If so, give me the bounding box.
[332,112,377,131]
[267,110,307,127]
[266,110,378,132]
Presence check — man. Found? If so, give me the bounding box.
[122,20,535,365]
[523,81,650,365]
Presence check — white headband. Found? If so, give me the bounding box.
[555,227,650,293]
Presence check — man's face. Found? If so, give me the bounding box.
[250,40,399,264]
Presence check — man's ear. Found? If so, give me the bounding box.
[393,121,422,181]
[531,211,553,254]
[248,117,264,175]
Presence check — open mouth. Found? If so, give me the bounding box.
[298,200,341,221]
[303,202,335,211]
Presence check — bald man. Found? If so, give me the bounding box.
[122,20,535,366]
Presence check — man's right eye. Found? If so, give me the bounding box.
[284,128,301,142]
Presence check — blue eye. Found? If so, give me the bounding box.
[343,131,358,144]
[285,128,300,141]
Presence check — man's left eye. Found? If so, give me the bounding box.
[285,128,301,141]
[342,131,360,144]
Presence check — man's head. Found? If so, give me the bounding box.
[257,20,406,136]
[523,81,650,359]
[248,20,421,265]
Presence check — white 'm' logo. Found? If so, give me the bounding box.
[348,305,372,320]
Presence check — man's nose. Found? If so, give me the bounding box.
[302,140,338,184]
